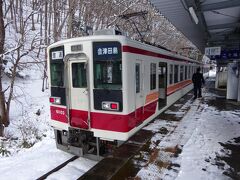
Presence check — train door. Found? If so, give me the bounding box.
[158,62,167,109]
[135,60,144,124]
[67,57,90,129]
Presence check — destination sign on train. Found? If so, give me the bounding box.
[97,47,118,56]
[93,41,122,61]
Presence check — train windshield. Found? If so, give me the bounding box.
[93,41,122,90]
[94,60,122,90]
[50,62,64,87]
[49,46,64,87]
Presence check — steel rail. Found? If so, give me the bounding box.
[36,155,79,180]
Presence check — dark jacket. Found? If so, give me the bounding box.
[192,72,205,87]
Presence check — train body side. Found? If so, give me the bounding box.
[48,35,199,143]
[91,37,195,140]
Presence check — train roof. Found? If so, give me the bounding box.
[48,35,201,64]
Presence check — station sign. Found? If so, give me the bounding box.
[93,41,122,61]
[205,47,221,56]
[210,49,240,60]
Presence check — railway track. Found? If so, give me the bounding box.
[36,155,79,180]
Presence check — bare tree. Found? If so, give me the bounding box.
[0,0,43,136]
[0,0,6,136]
[42,0,48,92]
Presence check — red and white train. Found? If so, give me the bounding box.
[48,29,204,159]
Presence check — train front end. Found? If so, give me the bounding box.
[48,36,127,158]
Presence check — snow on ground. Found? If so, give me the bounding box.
[137,77,240,179]
[138,102,235,179]
[0,68,97,179]
[175,104,240,180]
[1,68,51,155]
[0,137,97,180]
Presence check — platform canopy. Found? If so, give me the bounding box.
[149,0,240,52]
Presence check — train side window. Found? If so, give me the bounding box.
[188,65,191,79]
[136,63,140,93]
[174,65,179,83]
[169,64,173,84]
[72,63,87,88]
[180,65,184,81]
[185,66,188,80]
[150,63,156,90]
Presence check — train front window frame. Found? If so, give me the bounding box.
[93,41,122,90]
[50,61,64,87]
[94,60,122,90]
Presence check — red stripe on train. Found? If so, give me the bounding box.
[122,45,194,63]
[50,100,158,132]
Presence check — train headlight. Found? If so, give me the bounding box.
[49,97,61,105]
[102,101,119,111]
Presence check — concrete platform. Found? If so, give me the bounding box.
[79,77,240,180]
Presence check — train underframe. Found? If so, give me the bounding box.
[54,128,120,160]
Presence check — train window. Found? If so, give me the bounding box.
[72,63,87,88]
[188,65,191,79]
[136,64,140,93]
[50,62,64,87]
[150,63,156,90]
[94,60,122,90]
[180,66,184,81]
[185,66,188,80]
[169,64,173,84]
[158,65,166,88]
[174,65,179,83]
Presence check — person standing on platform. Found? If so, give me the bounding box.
[192,67,205,99]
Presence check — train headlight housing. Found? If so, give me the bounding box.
[102,101,119,111]
[49,97,61,105]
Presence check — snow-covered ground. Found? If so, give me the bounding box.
[0,69,97,179]
[1,69,51,156]
[0,137,96,180]
[136,70,240,180]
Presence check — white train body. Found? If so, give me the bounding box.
[48,33,201,157]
